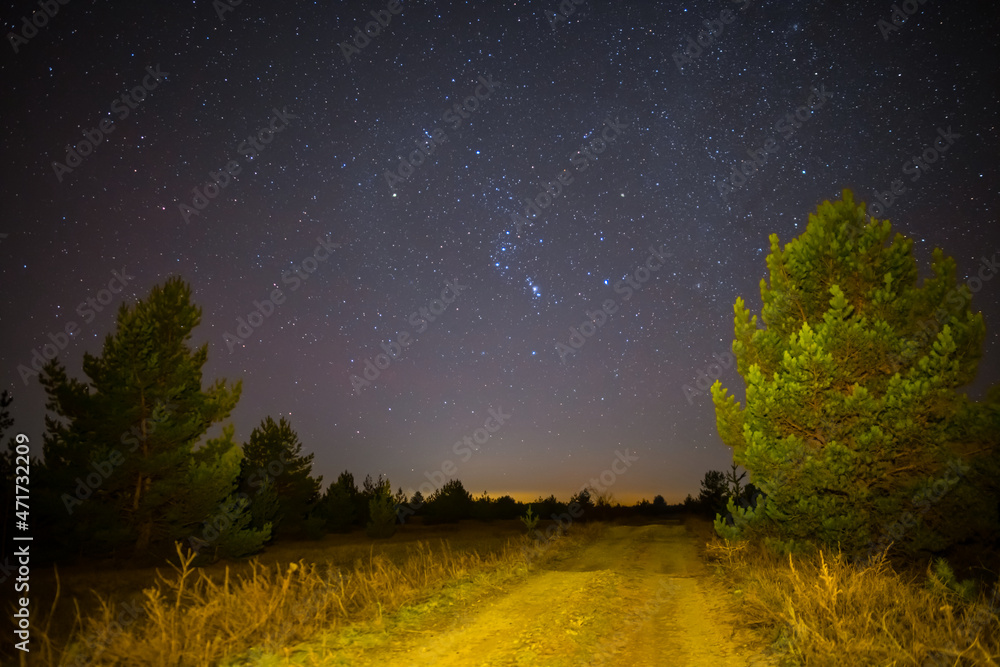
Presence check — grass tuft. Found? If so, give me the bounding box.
[707,538,1000,666]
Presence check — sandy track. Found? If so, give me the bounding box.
[278,522,777,666]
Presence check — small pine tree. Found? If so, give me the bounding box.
[520,505,539,533]
[366,477,397,539]
[359,473,385,526]
[238,416,322,539]
[570,488,593,520]
[319,471,356,533]
[245,476,280,542]
[698,470,728,517]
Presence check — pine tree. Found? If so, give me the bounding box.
[698,470,728,517]
[424,479,473,524]
[238,416,322,538]
[365,476,397,539]
[318,470,357,532]
[711,190,1000,557]
[360,473,389,526]
[569,488,593,521]
[185,424,272,561]
[652,494,667,514]
[37,278,262,559]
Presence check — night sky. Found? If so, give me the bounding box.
[2,0,998,504]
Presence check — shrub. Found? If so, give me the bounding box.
[520,505,539,533]
[708,536,1000,665]
[365,481,397,539]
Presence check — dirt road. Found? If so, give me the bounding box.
[283,522,777,666]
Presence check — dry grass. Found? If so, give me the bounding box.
[26,521,601,666]
[707,538,1000,666]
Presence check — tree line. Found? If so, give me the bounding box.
[6,189,993,566]
[0,277,689,565]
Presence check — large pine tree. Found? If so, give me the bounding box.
[38,277,260,558]
[711,190,1000,557]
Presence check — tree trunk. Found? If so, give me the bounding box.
[135,516,153,556]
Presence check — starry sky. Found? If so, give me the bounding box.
[2,0,998,504]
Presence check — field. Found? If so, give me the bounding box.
[15,516,779,666]
[23,519,533,665]
[15,516,1000,666]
